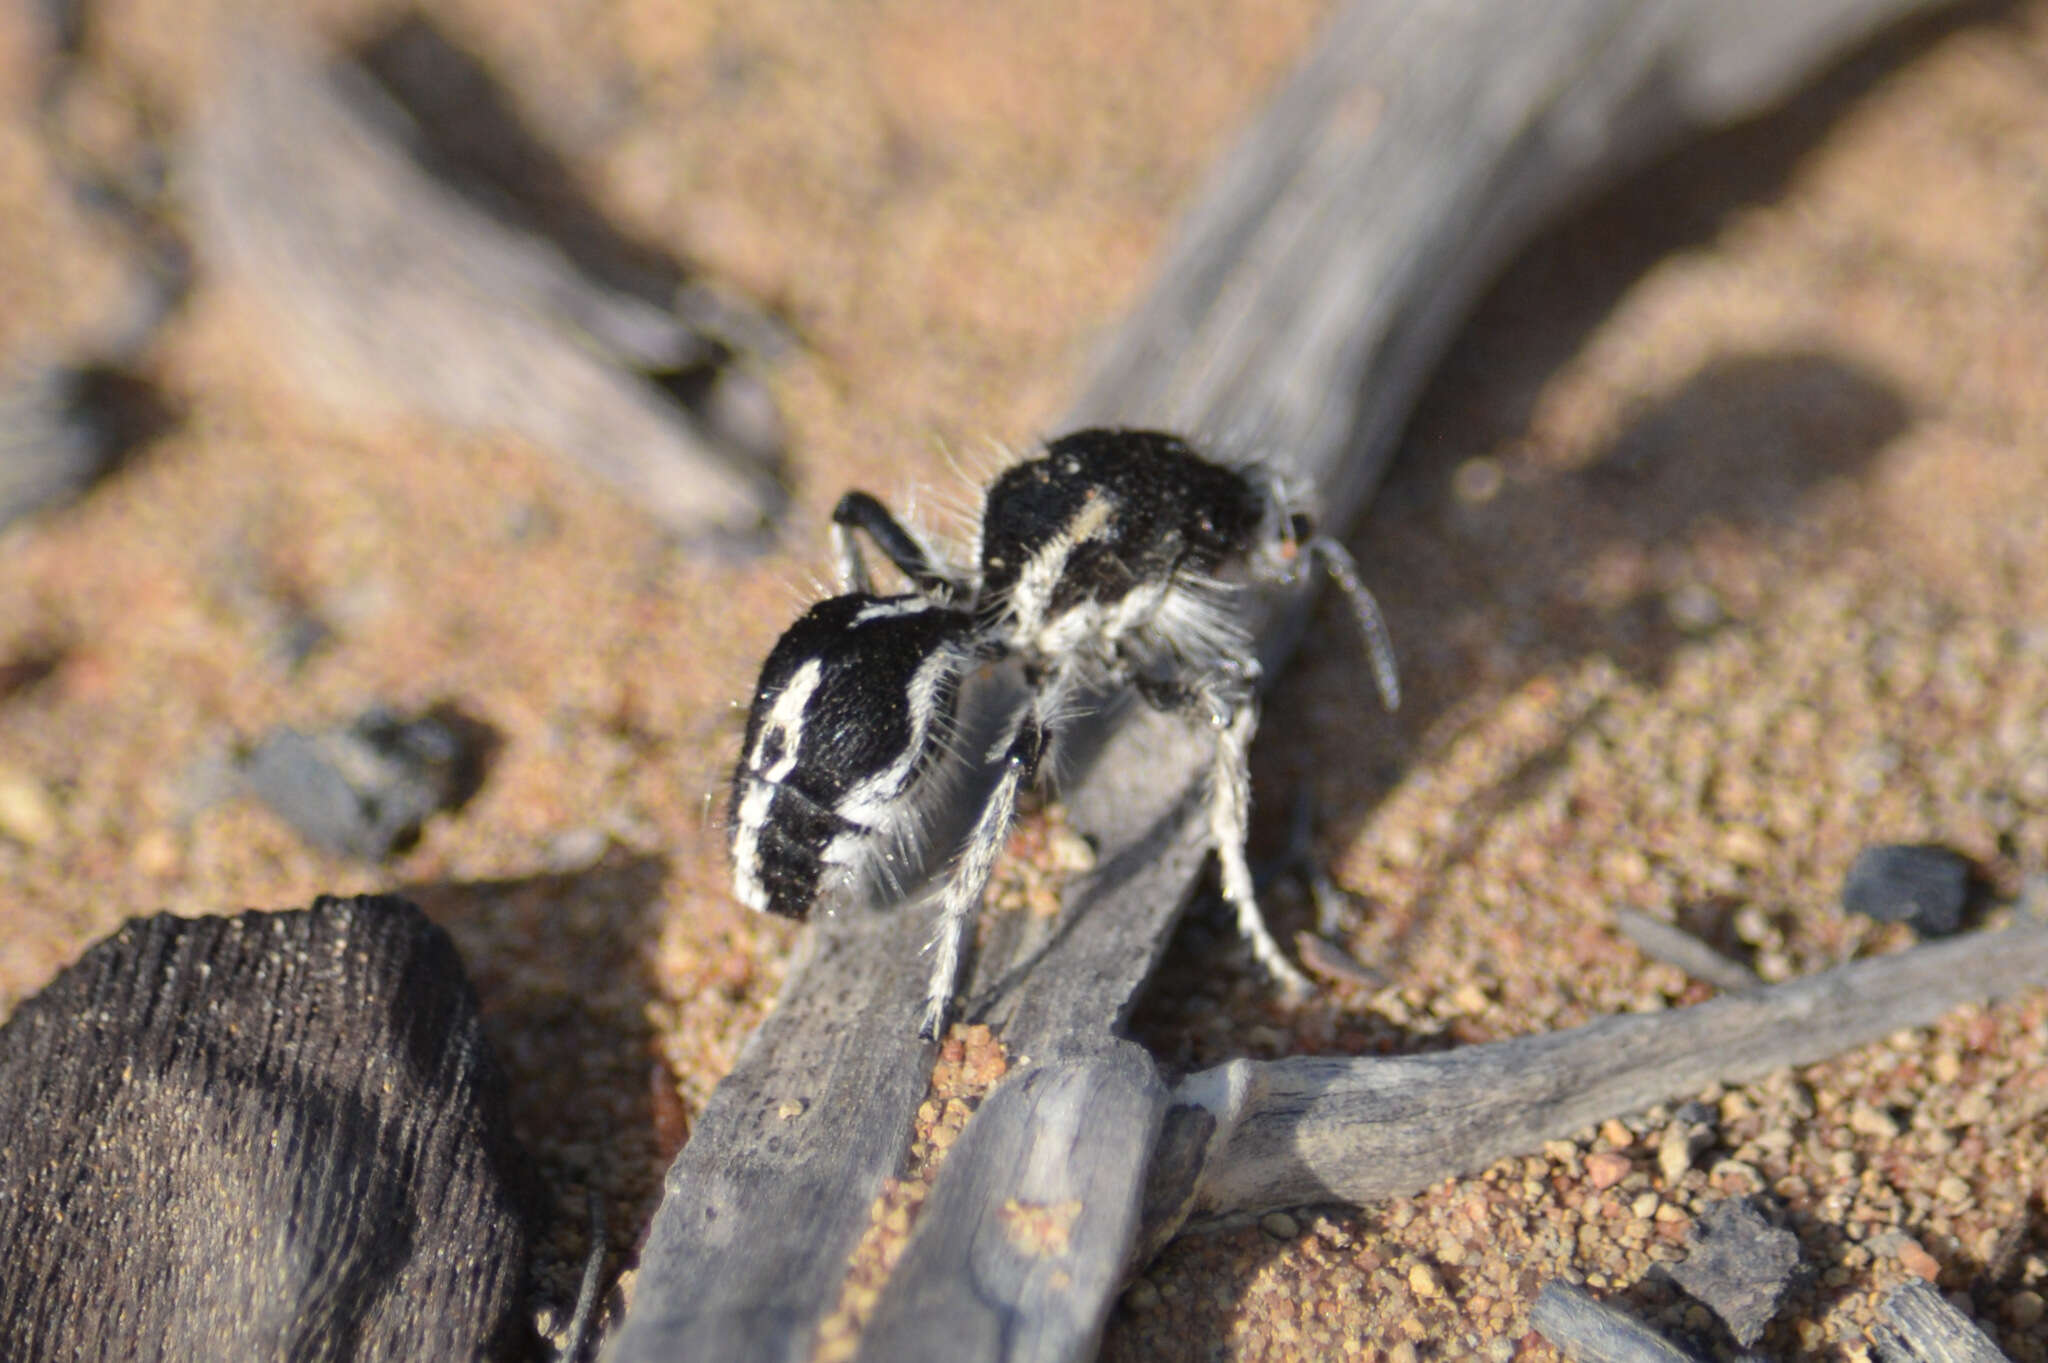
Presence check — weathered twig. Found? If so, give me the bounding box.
[1531,1281,1706,1363]
[186,32,782,543]
[1612,908,1763,994]
[1871,1281,2014,1363]
[1140,917,2048,1250]
[606,2,1958,1360]
[870,0,1961,1354]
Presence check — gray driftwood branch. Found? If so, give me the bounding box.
[605,2,1958,1361]
[1142,918,2048,1251]
[186,32,783,543]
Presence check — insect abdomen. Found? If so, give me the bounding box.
[729,594,974,920]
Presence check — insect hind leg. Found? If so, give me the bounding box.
[917,681,1060,1040]
[831,491,971,604]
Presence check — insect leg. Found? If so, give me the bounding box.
[1202,682,1313,998]
[917,681,1059,1040]
[830,522,874,594]
[831,491,970,603]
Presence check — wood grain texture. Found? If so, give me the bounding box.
[853,1043,1166,1363]
[1531,1282,1706,1363]
[608,2,1956,1359]
[1871,1281,2014,1363]
[602,911,937,1363]
[0,897,537,1363]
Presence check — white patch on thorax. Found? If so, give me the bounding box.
[1008,491,1118,650]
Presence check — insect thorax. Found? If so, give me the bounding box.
[976,429,1273,672]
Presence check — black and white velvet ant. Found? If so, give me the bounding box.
[728,428,1399,1039]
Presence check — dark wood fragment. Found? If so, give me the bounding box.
[1531,1281,1706,1363]
[239,702,495,860]
[0,362,167,530]
[0,895,539,1362]
[1667,1198,1801,1347]
[1870,1280,2013,1363]
[1843,844,1978,937]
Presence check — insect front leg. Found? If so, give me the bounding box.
[1198,679,1313,999]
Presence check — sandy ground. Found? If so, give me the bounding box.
[2,1,2047,1358]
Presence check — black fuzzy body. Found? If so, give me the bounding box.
[731,427,1398,1037]
[978,429,1268,632]
[728,593,975,919]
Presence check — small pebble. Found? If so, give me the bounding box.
[1408,1263,1442,1298]
[130,827,182,878]
[543,826,611,872]
[1718,824,1773,868]
[1708,1159,1761,1192]
[1896,1237,1942,1281]
[1451,456,1503,504]
[1121,1278,1161,1313]
[1841,843,1974,936]
[1586,1152,1631,1190]
[1450,982,1490,1015]
[0,765,59,847]
[1658,1121,1712,1185]
[1666,582,1725,634]
[1259,1211,1299,1240]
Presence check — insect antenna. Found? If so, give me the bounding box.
[1310,537,1401,712]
